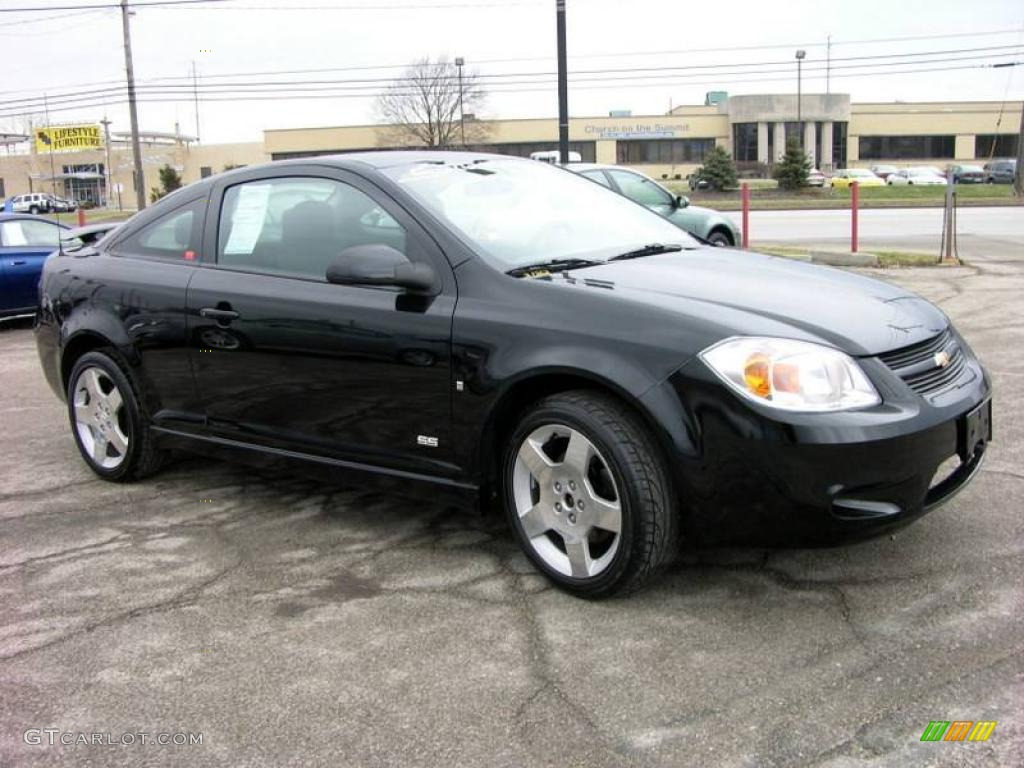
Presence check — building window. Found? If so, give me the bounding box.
[615,138,715,164]
[858,135,955,160]
[60,163,105,205]
[975,134,1018,159]
[200,166,213,178]
[732,123,757,162]
[784,122,802,149]
[832,122,848,168]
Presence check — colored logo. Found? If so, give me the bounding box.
[920,721,996,742]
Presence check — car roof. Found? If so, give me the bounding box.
[0,212,70,228]
[268,150,534,172]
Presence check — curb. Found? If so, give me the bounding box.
[809,251,880,267]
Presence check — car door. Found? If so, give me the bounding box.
[101,196,207,425]
[0,217,63,312]
[187,166,457,479]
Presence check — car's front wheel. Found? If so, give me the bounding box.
[503,391,677,597]
[706,230,732,247]
[67,350,164,481]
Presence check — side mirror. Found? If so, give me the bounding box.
[676,195,690,208]
[326,244,437,293]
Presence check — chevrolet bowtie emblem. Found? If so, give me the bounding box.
[934,350,952,368]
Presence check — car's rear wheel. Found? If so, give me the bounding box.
[706,230,732,247]
[29,205,39,214]
[67,350,164,481]
[503,391,677,597]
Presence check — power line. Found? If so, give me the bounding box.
[2,27,1020,95]
[0,0,231,12]
[4,46,1020,110]
[2,60,1018,120]
[4,44,1020,108]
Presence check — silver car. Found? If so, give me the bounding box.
[569,164,740,246]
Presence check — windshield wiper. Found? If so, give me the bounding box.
[609,243,686,261]
[507,258,602,277]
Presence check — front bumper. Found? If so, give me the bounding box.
[656,340,992,546]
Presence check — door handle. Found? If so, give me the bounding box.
[199,307,240,324]
[10,260,27,266]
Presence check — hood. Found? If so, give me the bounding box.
[563,248,947,356]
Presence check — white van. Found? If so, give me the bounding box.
[11,193,54,214]
[530,150,582,164]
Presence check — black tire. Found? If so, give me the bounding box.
[503,390,677,598]
[29,205,39,215]
[706,230,732,247]
[66,349,165,482]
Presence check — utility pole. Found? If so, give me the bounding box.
[795,49,806,149]
[556,0,569,165]
[98,116,119,210]
[192,60,201,144]
[121,0,146,210]
[1015,99,1024,197]
[454,57,465,147]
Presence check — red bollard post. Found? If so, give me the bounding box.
[741,182,750,248]
[76,208,86,227]
[850,181,859,253]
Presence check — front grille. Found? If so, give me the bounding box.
[878,329,967,396]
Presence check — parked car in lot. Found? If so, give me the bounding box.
[61,221,120,251]
[887,167,948,186]
[806,168,826,187]
[948,164,985,184]
[50,196,78,212]
[829,169,885,188]
[35,152,992,597]
[570,164,739,246]
[686,172,710,191]
[869,164,899,181]
[1,213,68,316]
[983,159,1017,184]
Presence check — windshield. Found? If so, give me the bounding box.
[381,157,697,268]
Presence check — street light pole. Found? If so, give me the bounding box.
[455,57,465,148]
[795,49,806,150]
[121,0,146,210]
[556,0,570,165]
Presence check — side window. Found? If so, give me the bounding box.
[608,170,673,207]
[581,170,612,188]
[114,199,203,260]
[1,219,61,247]
[217,176,407,280]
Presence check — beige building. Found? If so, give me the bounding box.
[1,94,1019,207]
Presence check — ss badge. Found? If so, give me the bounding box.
[417,435,439,448]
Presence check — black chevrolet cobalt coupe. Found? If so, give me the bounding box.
[35,152,992,596]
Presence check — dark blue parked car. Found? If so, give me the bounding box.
[0,213,68,317]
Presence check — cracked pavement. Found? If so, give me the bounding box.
[1,232,1022,767]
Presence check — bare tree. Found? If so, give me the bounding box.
[376,57,490,148]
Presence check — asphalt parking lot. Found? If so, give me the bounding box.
[1,233,1021,767]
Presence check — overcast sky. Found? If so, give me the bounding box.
[1,0,1022,144]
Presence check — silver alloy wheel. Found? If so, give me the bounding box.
[72,366,129,470]
[512,424,622,578]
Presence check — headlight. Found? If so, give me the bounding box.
[699,337,880,412]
